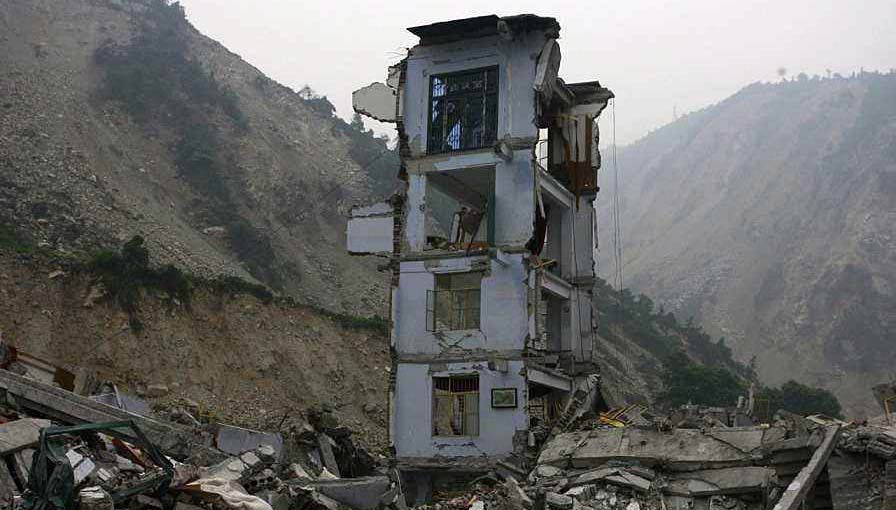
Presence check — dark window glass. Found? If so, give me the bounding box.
[427,67,498,154]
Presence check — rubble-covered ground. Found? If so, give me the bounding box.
[0,348,894,510]
[413,407,896,510]
[0,364,399,510]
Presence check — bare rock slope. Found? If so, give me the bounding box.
[0,0,398,315]
[598,74,896,416]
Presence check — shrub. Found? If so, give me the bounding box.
[88,236,193,331]
[0,224,32,254]
[204,275,274,304]
[657,351,747,407]
[757,380,843,419]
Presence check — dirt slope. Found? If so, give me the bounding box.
[0,249,390,451]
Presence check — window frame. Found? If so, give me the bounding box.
[426,66,500,155]
[431,374,480,437]
[426,272,483,332]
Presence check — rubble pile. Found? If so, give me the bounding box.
[839,423,896,459]
[0,366,403,510]
[826,416,896,510]
[0,339,890,510]
[411,405,847,510]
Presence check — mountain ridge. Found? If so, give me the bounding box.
[598,73,896,416]
[1,0,398,315]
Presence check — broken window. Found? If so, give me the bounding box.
[432,374,480,437]
[426,272,482,331]
[424,168,494,252]
[427,67,499,154]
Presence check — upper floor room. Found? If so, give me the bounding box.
[353,14,614,199]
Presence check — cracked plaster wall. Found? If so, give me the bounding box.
[394,360,528,458]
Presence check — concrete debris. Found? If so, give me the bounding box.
[302,476,392,510]
[351,83,398,123]
[839,423,896,458]
[77,486,113,510]
[403,395,892,510]
[545,491,574,509]
[215,424,284,461]
[537,426,783,469]
[0,418,51,454]
[0,359,398,510]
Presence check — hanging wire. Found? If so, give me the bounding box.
[611,98,624,291]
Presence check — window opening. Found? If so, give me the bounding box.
[428,67,498,153]
[432,374,480,436]
[426,272,482,331]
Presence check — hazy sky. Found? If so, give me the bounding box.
[179,0,896,144]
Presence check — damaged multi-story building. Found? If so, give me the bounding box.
[348,14,613,501]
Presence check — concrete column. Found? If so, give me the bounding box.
[571,197,596,280]
[406,174,426,251]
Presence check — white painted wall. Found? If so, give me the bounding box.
[394,360,528,458]
[395,254,528,355]
[494,150,535,247]
[406,175,427,251]
[402,34,544,157]
[387,27,600,461]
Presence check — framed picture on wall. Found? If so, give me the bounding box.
[491,388,518,408]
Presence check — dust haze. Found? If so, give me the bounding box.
[179,0,896,143]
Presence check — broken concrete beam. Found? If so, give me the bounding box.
[564,484,595,501]
[569,467,620,487]
[505,477,533,508]
[665,467,774,496]
[317,433,341,478]
[538,427,785,469]
[603,471,651,492]
[0,369,225,462]
[0,418,50,455]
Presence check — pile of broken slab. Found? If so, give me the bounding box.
[416,408,846,510]
[528,420,828,510]
[0,367,403,510]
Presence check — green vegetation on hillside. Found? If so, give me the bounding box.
[94,0,281,287]
[88,236,192,331]
[757,380,843,419]
[657,351,747,407]
[86,236,386,336]
[0,224,32,254]
[594,277,748,375]
[593,277,842,415]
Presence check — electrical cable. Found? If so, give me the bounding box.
[611,98,624,291]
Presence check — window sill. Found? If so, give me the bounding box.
[426,145,493,156]
[428,328,482,335]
